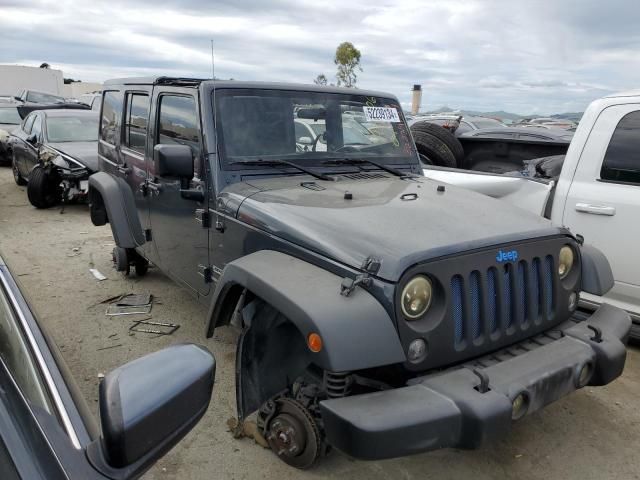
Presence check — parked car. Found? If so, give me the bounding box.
[78,92,102,111]
[87,77,630,469]
[421,90,640,341]
[15,89,65,104]
[0,252,215,479]
[410,114,506,136]
[0,101,23,165]
[10,109,99,208]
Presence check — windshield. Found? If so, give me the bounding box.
[471,118,505,129]
[26,91,65,104]
[46,116,99,142]
[215,89,417,166]
[0,107,21,125]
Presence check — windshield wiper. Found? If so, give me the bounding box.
[230,159,333,181]
[321,158,411,178]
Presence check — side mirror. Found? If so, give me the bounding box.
[297,136,313,146]
[86,344,215,480]
[154,144,194,178]
[26,133,37,144]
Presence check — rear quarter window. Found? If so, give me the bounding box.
[100,91,123,145]
[600,110,640,184]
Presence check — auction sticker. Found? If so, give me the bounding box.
[363,106,401,122]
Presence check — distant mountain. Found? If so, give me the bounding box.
[419,106,582,122]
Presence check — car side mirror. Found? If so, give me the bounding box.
[26,133,37,144]
[154,144,194,178]
[297,136,313,146]
[86,344,215,480]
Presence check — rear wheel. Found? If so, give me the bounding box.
[12,156,26,186]
[27,166,61,208]
[112,247,130,275]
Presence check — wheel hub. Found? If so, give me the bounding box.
[268,413,306,458]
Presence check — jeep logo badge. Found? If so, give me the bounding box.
[496,249,519,263]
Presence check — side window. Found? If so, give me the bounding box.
[0,283,53,415]
[22,115,35,134]
[30,115,42,140]
[600,110,640,184]
[157,95,201,159]
[124,93,150,154]
[100,91,123,145]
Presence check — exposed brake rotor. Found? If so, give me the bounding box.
[263,397,321,469]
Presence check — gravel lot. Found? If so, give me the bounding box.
[0,166,639,480]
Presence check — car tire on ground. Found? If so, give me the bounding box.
[27,166,61,208]
[410,121,464,164]
[134,258,149,277]
[112,247,129,274]
[12,157,26,186]
[411,130,458,168]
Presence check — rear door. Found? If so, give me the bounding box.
[147,90,210,296]
[563,104,640,311]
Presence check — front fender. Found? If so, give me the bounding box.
[205,250,406,372]
[88,172,145,248]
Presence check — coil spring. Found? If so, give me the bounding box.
[323,371,352,399]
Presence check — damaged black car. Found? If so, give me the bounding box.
[10,109,98,208]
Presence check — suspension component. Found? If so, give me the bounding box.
[323,371,353,399]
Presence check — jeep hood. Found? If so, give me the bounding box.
[228,176,562,281]
[48,141,99,172]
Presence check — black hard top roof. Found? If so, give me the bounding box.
[103,76,398,100]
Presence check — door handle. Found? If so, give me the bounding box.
[575,203,616,216]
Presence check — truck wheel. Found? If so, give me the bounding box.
[134,258,149,277]
[112,247,130,275]
[411,121,464,164]
[412,130,458,168]
[27,166,61,209]
[261,397,321,469]
[12,157,26,186]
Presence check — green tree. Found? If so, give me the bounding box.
[314,74,328,86]
[334,42,362,88]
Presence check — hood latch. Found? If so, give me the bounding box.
[340,256,381,297]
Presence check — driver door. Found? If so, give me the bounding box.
[147,91,210,296]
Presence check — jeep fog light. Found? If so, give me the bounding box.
[511,392,529,420]
[558,245,574,279]
[577,362,593,388]
[407,338,427,363]
[401,276,433,319]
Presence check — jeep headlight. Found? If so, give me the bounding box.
[401,276,432,319]
[558,245,574,279]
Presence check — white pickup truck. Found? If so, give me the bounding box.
[418,90,640,340]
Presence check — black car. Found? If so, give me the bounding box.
[89,77,630,469]
[0,253,215,479]
[0,102,23,165]
[10,109,99,208]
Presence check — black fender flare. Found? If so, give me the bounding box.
[205,250,406,372]
[88,172,145,248]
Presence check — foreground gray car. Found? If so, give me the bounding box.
[88,77,631,469]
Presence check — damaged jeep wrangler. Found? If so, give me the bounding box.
[89,77,631,468]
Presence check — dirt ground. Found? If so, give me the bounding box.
[0,166,638,480]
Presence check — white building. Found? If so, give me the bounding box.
[0,65,65,96]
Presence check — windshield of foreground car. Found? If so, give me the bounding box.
[46,116,99,142]
[0,107,22,125]
[215,89,417,167]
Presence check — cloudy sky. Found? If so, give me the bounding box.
[1,0,639,114]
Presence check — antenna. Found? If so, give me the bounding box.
[210,39,215,80]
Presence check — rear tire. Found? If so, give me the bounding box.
[12,156,26,186]
[134,258,149,277]
[112,247,130,275]
[411,121,464,164]
[412,130,457,168]
[27,166,61,208]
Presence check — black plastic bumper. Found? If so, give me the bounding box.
[320,303,631,461]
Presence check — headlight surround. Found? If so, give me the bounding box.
[558,245,575,279]
[401,275,433,320]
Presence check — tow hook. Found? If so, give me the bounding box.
[588,324,603,343]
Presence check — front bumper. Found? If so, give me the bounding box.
[320,303,631,460]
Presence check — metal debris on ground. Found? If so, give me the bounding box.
[96,344,123,351]
[129,319,179,335]
[226,417,269,448]
[89,268,107,281]
[105,293,153,315]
